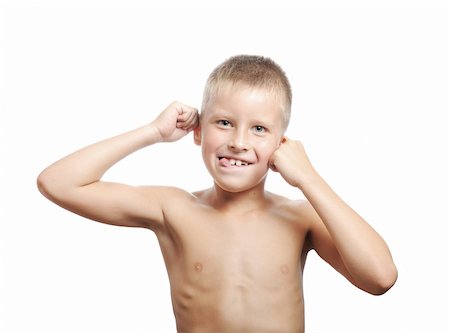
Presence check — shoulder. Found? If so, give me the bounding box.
[267,192,316,223]
[140,186,215,212]
[267,192,321,248]
[139,185,197,204]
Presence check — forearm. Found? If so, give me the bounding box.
[38,123,161,191]
[299,171,397,290]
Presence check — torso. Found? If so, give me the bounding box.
[154,188,312,333]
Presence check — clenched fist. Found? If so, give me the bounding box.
[152,101,199,143]
[269,137,318,188]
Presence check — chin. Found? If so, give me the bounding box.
[213,175,268,193]
[215,183,251,193]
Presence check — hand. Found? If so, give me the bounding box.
[152,101,199,142]
[269,137,318,188]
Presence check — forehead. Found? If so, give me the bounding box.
[204,84,284,124]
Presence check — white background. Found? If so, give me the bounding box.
[1,0,449,332]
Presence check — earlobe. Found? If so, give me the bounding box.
[194,125,202,145]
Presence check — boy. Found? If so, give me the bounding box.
[37,55,397,333]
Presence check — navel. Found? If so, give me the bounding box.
[194,262,203,272]
[280,264,290,275]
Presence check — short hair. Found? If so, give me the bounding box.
[201,55,292,131]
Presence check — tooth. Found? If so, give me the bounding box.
[242,161,247,166]
[236,160,242,166]
[230,159,236,166]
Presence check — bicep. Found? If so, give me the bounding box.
[45,181,165,230]
[305,202,356,284]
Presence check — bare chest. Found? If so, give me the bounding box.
[158,207,308,285]
[156,207,307,331]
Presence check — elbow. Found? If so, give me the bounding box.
[368,264,398,296]
[36,169,59,201]
[37,170,51,198]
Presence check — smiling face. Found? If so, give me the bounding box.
[195,83,285,193]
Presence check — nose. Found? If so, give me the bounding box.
[228,128,249,151]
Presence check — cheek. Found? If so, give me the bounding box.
[201,129,223,153]
[255,139,280,160]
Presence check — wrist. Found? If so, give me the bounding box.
[296,169,322,189]
[145,123,164,145]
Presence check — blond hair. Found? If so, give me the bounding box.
[201,55,292,131]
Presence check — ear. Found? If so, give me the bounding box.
[193,124,202,146]
[276,135,287,147]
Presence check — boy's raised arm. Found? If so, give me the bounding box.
[37,102,198,230]
[270,138,398,295]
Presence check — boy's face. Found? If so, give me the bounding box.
[195,85,285,193]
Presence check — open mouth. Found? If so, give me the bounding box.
[218,157,252,167]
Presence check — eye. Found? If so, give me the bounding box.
[253,125,267,134]
[217,120,231,127]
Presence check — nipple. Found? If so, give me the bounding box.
[280,264,290,275]
[194,262,203,272]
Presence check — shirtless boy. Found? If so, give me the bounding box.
[37,55,398,333]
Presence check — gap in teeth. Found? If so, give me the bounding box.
[219,157,249,166]
[230,159,247,166]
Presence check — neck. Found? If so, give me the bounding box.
[207,179,269,213]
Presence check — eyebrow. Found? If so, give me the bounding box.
[206,107,277,128]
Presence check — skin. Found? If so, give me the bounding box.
[37,86,398,333]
